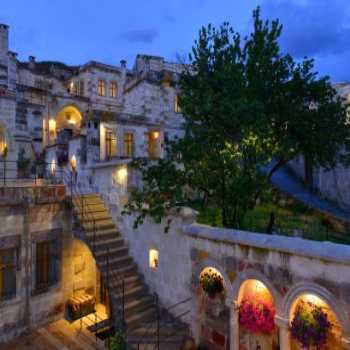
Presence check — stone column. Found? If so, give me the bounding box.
[342,337,350,350]
[227,298,239,350]
[190,296,201,344]
[275,315,291,350]
[23,200,33,334]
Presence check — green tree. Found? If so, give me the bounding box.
[123,7,349,230]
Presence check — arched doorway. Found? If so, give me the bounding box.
[48,105,83,145]
[237,279,279,350]
[289,294,343,350]
[67,239,108,321]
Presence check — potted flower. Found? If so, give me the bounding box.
[200,269,224,298]
[239,299,276,334]
[291,302,331,349]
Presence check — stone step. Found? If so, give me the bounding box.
[98,254,133,271]
[82,219,115,232]
[111,284,147,304]
[92,237,125,252]
[75,204,107,215]
[73,196,105,207]
[108,274,141,290]
[86,228,120,241]
[124,296,155,318]
[94,245,129,260]
[125,307,157,329]
[101,262,138,279]
[77,211,110,222]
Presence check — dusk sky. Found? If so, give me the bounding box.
[1,0,350,82]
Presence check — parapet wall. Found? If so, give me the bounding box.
[115,206,350,349]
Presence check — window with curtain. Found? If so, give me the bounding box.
[106,130,117,160]
[148,131,159,159]
[98,79,106,97]
[35,240,59,292]
[109,81,118,98]
[124,132,134,157]
[0,248,16,301]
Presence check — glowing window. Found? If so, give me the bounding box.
[148,131,160,159]
[98,80,106,97]
[110,82,118,98]
[174,95,182,113]
[149,249,159,270]
[124,132,134,157]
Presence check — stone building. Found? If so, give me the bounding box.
[0,23,184,195]
[1,22,350,350]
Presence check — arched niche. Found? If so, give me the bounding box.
[288,291,345,350]
[194,262,230,348]
[55,105,83,135]
[237,279,279,350]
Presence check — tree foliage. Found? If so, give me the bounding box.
[123,7,350,230]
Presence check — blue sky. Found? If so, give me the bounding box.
[1,0,350,82]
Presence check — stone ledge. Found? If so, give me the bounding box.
[183,223,350,264]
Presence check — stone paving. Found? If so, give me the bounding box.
[2,307,107,350]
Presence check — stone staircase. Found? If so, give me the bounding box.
[72,193,189,349]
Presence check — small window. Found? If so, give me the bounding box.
[110,82,118,98]
[149,249,159,270]
[0,248,16,301]
[79,80,85,96]
[148,131,160,159]
[106,130,117,159]
[124,132,134,157]
[98,80,106,97]
[35,240,60,293]
[174,95,182,113]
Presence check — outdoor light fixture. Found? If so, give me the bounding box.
[49,118,56,133]
[0,141,7,157]
[50,159,56,175]
[152,131,160,139]
[117,166,128,184]
[70,154,77,170]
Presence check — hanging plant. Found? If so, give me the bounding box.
[200,269,224,298]
[291,302,332,349]
[239,299,276,334]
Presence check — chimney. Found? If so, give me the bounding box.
[29,56,36,69]
[0,24,9,63]
[120,59,127,69]
[120,60,127,93]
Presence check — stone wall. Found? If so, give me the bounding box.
[108,204,350,349]
[289,158,350,210]
[0,185,85,344]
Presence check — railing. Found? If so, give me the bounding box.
[50,166,127,344]
[241,212,350,246]
[128,295,191,350]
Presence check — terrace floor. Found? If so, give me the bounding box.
[2,305,108,350]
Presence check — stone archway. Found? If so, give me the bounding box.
[192,258,231,349]
[47,105,83,145]
[56,105,83,134]
[226,269,283,350]
[283,282,350,350]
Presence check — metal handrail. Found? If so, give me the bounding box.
[56,167,127,341]
[129,295,191,350]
